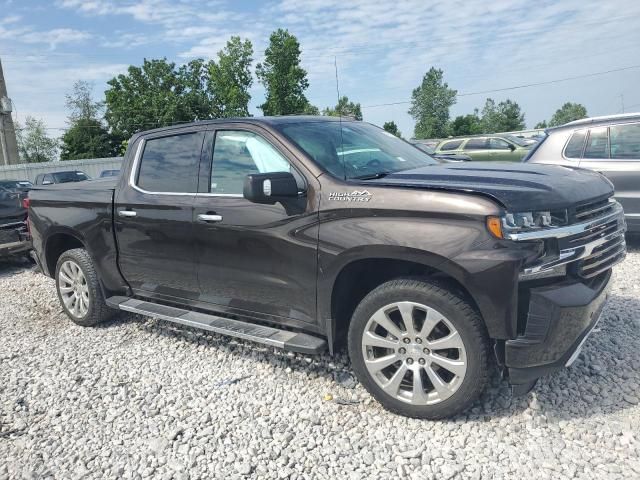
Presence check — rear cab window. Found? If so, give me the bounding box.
[464,138,488,150]
[610,123,640,159]
[136,132,204,193]
[563,129,587,159]
[583,127,609,159]
[439,140,463,151]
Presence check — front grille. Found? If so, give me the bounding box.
[560,198,626,279]
[572,196,616,223]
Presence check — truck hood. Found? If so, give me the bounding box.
[364,162,613,211]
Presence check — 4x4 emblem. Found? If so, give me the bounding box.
[328,190,372,202]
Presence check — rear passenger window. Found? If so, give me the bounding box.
[137,133,203,193]
[210,130,292,195]
[564,130,587,158]
[610,123,640,159]
[583,127,609,159]
[440,140,463,151]
[464,138,487,150]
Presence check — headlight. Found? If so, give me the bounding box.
[487,209,568,239]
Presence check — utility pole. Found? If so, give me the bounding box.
[0,57,20,166]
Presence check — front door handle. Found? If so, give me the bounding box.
[197,213,223,223]
[118,210,137,218]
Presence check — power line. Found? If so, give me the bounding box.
[361,64,640,109]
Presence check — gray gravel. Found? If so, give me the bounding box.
[1,244,639,480]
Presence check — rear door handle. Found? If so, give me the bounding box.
[197,214,223,223]
[118,210,137,218]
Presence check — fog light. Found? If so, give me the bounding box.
[518,264,567,281]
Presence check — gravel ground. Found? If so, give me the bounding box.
[1,244,639,480]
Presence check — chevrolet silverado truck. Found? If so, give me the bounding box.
[28,117,626,419]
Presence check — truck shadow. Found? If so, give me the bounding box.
[99,289,639,421]
[0,256,35,279]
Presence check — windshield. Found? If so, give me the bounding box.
[277,121,437,179]
[53,171,90,183]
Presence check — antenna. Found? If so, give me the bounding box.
[334,56,346,181]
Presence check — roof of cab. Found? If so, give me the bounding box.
[130,115,348,140]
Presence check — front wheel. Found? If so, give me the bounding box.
[348,279,489,419]
[55,248,113,326]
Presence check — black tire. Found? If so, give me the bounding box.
[348,278,489,419]
[55,248,113,326]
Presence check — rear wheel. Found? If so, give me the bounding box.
[55,248,113,326]
[348,278,489,419]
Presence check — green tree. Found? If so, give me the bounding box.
[534,120,548,129]
[323,96,362,120]
[104,58,216,141]
[480,98,525,133]
[383,121,401,137]
[60,80,117,160]
[302,104,320,115]
[208,36,254,117]
[408,67,457,139]
[256,29,310,115]
[60,119,117,160]
[449,111,482,136]
[15,117,58,163]
[548,102,587,127]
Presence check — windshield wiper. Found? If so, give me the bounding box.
[353,171,393,180]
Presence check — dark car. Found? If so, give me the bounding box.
[34,170,90,185]
[100,169,121,178]
[28,116,625,419]
[0,179,33,192]
[524,113,640,232]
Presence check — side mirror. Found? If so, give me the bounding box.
[243,172,299,204]
[508,144,516,151]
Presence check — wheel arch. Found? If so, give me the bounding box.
[320,246,483,353]
[43,228,87,277]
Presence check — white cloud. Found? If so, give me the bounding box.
[20,28,91,49]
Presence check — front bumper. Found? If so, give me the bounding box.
[505,269,610,390]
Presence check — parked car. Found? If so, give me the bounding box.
[524,113,640,232]
[34,171,90,185]
[0,179,33,192]
[0,184,30,259]
[28,116,625,418]
[435,134,533,161]
[100,169,121,178]
[411,142,472,162]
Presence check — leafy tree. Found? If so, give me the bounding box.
[480,98,525,133]
[534,120,548,129]
[323,96,362,120]
[383,121,401,137]
[208,36,254,117]
[548,102,587,127]
[104,58,216,141]
[449,111,482,136]
[408,67,457,139]
[60,119,117,160]
[60,81,117,160]
[256,29,310,115]
[15,117,58,163]
[302,103,320,115]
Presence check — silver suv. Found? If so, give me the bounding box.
[525,113,640,232]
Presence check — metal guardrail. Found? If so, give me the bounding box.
[0,157,123,182]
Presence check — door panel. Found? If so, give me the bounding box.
[194,127,319,326]
[115,131,204,299]
[579,159,640,216]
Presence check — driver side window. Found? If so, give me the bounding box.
[210,130,293,195]
[488,138,510,150]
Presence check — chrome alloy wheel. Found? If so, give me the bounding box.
[58,260,90,318]
[361,301,467,405]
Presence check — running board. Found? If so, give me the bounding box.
[106,296,327,355]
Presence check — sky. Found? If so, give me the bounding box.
[1,0,640,139]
